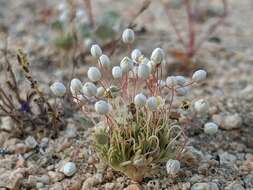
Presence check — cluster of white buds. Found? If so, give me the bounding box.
[61,28,214,142]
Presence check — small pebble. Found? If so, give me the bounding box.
[222,114,242,130]
[62,162,77,177]
[25,136,38,149]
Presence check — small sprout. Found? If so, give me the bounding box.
[150,48,164,65]
[96,86,105,97]
[99,54,110,68]
[204,122,218,135]
[87,67,102,82]
[95,100,111,115]
[131,49,142,62]
[90,44,102,58]
[112,66,123,79]
[50,82,66,97]
[192,69,207,82]
[120,57,134,73]
[175,76,187,86]
[166,76,178,87]
[166,159,180,175]
[122,28,135,44]
[134,93,147,107]
[146,96,158,111]
[82,82,97,97]
[137,64,150,79]
[70,78,82,95]
[194,99,209,114]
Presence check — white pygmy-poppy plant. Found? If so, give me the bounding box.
[65,28,212,183]
[50,82,66,97]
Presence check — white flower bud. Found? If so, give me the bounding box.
[82,82,97,97]
[59,11,68,22]
[70,78,82,95]
[158,80,166,88]
[131,49,142,62]
[166,159,180,175]
[112,66,123,79]
[192,69,207,82]
[175,87,190,96]
[96,87,105,97]
[50,82,66,97]
[204,122,218,135]
[90,44,102,58]
[175,76,187,86]
[122,28,135,44]
[146,97,158,111]
[150,48,164,65]
[87,67,101,82]
[120,57,134,73]
[99,54,110,68]
[95,100,111,115]
[166,76,178,87]
[129,66,138,78]
[194,99,209,114]
[137,64,150,79]
[147,61,154,72]
[134,93,147,107]
[58,3,67,11]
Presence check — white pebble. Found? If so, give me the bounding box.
[166,159,180,175]
[204,122,218,135]
[63,162,77,177]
